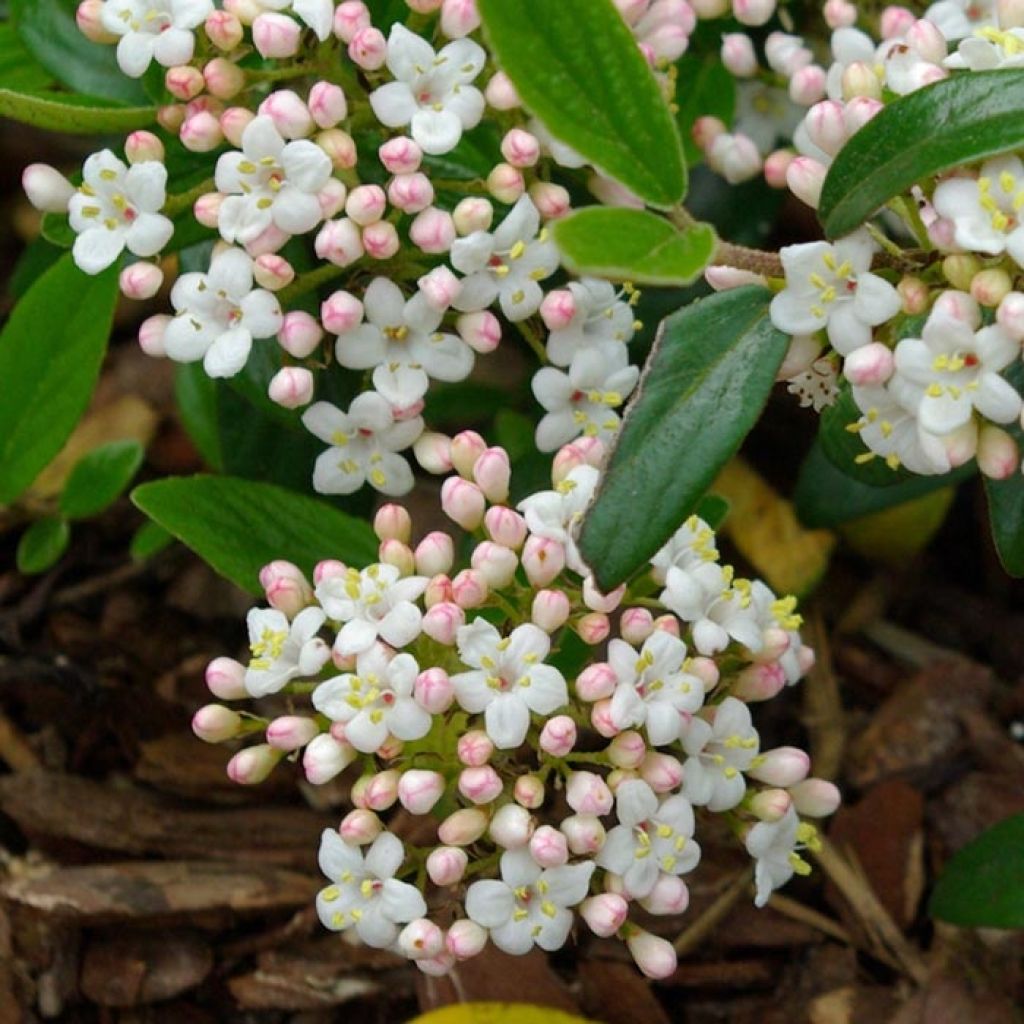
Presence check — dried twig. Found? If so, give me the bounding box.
[673,868,752,956]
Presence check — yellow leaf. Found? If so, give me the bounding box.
[410,1004,597,1024]
[712,457,835,598]
[840,487,955,566]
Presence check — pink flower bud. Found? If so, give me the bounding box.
[839,61,881,102]
[456,311,502,354]
[978,425,1019,481]
[246,220,291,256]
[531,589,571,632]
[805,100,848,157]
[575,662,616,703]
[274,312,321,362]
[759,149,793,190]
[488,802,534,847]
[786,156,826,208]
[124,131,165,166]
[749,788,792,822]
[410,207,456,254]
[452,196,494,235]
[529,180,571,220]
[440,477,486,530]
[315,218,364,267]
[581,577,625,614]
[640,752,683,792]
[360,220,398,260]
[119,261,164,301]
[444,431,483,477]
[640,873,690,915]
[157,104,185,133]
[316,127,357,171]
[484,70,520,109]
[529,825,569,867]
[387,171,434,213]
[578,612,611,645]
[997,291,1024,339]
[652,613,681,637]
[446,919,487,960]
[414,432,454,474]
[470,448,510,504]
[789,778,841,817]
[553,436,605,477]
[305,81,347,131]
[608,730,646,769]
[340,808,383,844]
[227,743,281,784]
[76,0,119,42]
[252,252,294,292]
[842,342,894,387]
[253,12,300,58]
[971,268,1013,308]
[566,771,614,815]
[192,704,243,743]
[267,366,315,409]
[258,90,313,139]
[396,769,445,815]
[180,111,224,153]
[755,628,790,664]
[708,132,762,184]
[427,846,468,885]
[521,536,566,587]
[560,813,606,855]
[733,0,775,26]
[411,534,452,580]
[190,191,222,229]
[513,774,545,808]
[844,96,883,135]
[362,770,399,811]
[580,893,628,937]
[487,162,525,204]
[932,289,979,324]
[265,715,320,751]
[732,661,786,701]
[137,314,169,357]
[379,136,423,174]
[451,569,489,609]
[371,504,411,545]
[615,610,652,648]
[205,656,247,699]
[259,560,313,616]
[721,32,758,76]
[417,266,461,313]
[441,0,480,37]
[425,573,453,608]
[438,807,488,845]
[379,538,415,576]
[348,25,387,69]
[303,734,356,784]
[399,918,445,961]
[333,0,369,40]
[206,10,243,49]
[414,668,455,716]
[500,128,540,168]
[422,599,465,644]
[457,730,494,767]
[789,65,827,107]
[202,58,244,100]
[470,542,518,588]
[626,927,677,979]
[748,746,810,787]
[458,764,503,804]
[906,18,947,63]
[344,184,386,226]
[537,715,576,757]
[692,115,726,151]
[823,0,857,27]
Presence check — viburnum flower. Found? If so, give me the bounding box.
[369,24,486,155]
[317,830,427,946]
[215,115,333,245]
[465,847,594,954]
[163,247,284,378]
[596,780,700,898]
[100,0,213,78]
[926,0,997,40]
[336,278,475,406]
[302,394,424,496]
[251,0,334,40]
[545,279,638,367]
[312,643,431,752]
[945,25,1024,69]
[681,698,760,810]
[745,804,819,907]
[315,563,428,657]
[68,151,173,274]
[518,464,600,576]
[451,196,560,321]
[932,156,1024,266]
[451,619,568,749]
[244,605,330,697]
[650,515,720,584]
[769,230,902,355]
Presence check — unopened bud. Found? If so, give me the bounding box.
[345,183,387,226]
[266,715,320,751]
[748,746,810,787]
[303,734,356,784]
[339,808,383,844]
[124,131,165,165]
[440,476,486,530]
[410,207,456,254]
[971,268,1012,308]
[414,668,455,715]
[721,32,758,76]
[608,730,647,769]
[843,342,894,387]
[399,918,445,961]
[580,893,628,936]
[487,162,525,203]
[943,254,982,292]
[315,218,364,267]
[732,661,787,701]
[898,275,930,315]
[441,0,480,37]
[626,926,678,979]
[749,788,792,822]
[192,704,243,743]
[206,9,243,49]
[333,0,370,41]
[348,26,387,69]
[379,135,423,174]
[427,845,468,885]
[484,70,520,110]
[459,764,503,804]
[119,261,164,301]
[421,602,465,645]
[521,536,566,587]
[396,769,445,814]
[640,752,683,792]
[457,730,494,767]
[786,156,826,208]
[841,61,882,100]
[456,310,502,354]
[227,743,281,784]
[252,12,301,58]
[76,0,119,41]
[566,770,614,815]
[501,128,540,168]
[578,612,611,645]
[446,918,487,959]
[205,656,247,699]
[978,425,1019,481]
[513,774,545,809]
[531,589,571,632]
[560,813,606,855]
[530,825,569,867]
[539,715,577,756]
[789,778,841,817]
[439,807,488,845]
[640,873,690,915]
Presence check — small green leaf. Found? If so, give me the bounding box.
[59,440,144,520]
[477,0,686,207]
[129,520,174,560]
[695,494,730,530]
[552,209,717,286]
[820,70,1024,238]
[579,286,789,590]
[930,814,1024,928]
[984,362,1024,576]
[0,253,119,505]
[16,516,70,574]
[0,88,156,132]
[0,22,55,92]
[675,54,736,166]
[131,476,379,594]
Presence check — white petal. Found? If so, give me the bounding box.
[411,107,464,155]
[203,327,252,378]
[73,227,125,274]
[369,82,419,129]
[365,832,405,878]
[485,693,530,749]
[466,880,513,928]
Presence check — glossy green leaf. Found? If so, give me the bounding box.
[930,814,1024,928]
[675,54,735,166]
[0,254,118,505]
[984,362,1024,576]
[129,520,174,560]
[579,286,789,589]
[477,0,686,207]
[553,209,717,286]
[0,88,155,132]
[132,476,378,594]
[820,69,1024,238]
[0,22,54,92]
[59,440,144,519]
[16,516,70,574]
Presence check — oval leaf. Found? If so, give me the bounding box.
[131,476,378,594]
[820,69,1024,238]
[579,286,789,590]
[477,0,686,207]
[552,209,717,286]
[984,362,1024,576]
[930,814,1024,928]
[0,89,155,132]
[16,516,70,574]
[60,440,144,520]
[411,1005,596,1024]
[0,253,119,505]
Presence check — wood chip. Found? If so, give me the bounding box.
[578,958,670,1024]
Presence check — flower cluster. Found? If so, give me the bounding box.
[193,432,838,978]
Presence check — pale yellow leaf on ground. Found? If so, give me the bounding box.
[839,488,955,567]
[410,1004,596,1024]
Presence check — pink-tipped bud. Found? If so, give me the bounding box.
[319,293,362,338]
[843,342,894,386]
[748,746,810,787]
[823,0,856,26]
[996,291,1024,340]
[841,61,882,101]
[414,668,455,715]
[422,602,465,645]
[640,752,683,793]
[513,774,545,809]
[578,612,611,645]
[453,196,494,235]
[252,253,295,292]
[560,813,606,855]
[180,111,224,153]
[193,191,224,229]
[897,275,930,316]
[441,0,480,37]
[971,268,1013,308]
[76,0,119,41]
[692,115,726,151]
[266,715,320,751]
[378,137,422,176]
[379,538,415,576]
[531,589,571,632]
[521,536,566,587]
[440,477,486,530]
[786,156,826,208]
[267,366,314,409]
[484,70,520,109]
[339,808,383,844]
[501,128,540,168]
[192,704,243,743]
[205,656,247,700]
[530,825,569,867]
[137,314,169,357]
[451,569,489,609]
[227,743,280,784]
[427,846,468,885]
[316,128,357,171]
[789,65,827,106]
[539,715,577,757]
[805,100,849,157]
[789,778,841,817]
[763,149,794,189]
[932,288,979,324]
[410,207,456,254]
[592,704,619,738]
[387,172,433,214]
[361,220,398,260]
[652,614,681,637]
[315,218,364,267]
[619,609,654,646]
[206,10,243,49]
[456,311,502,354]
[259,560,313,617]
[374,504,412,544]
[733,0,776,25]
[397,769,446,814]
[398,919,444,961]
[275,312,322,361]
[412,533,454,578]
[844,96,883,135]
[640,873,690,915]
[333,0,370,40]
[470,542,518,589]
[458,764,503,804]
[306,81,347,130]
[528,181,571,220]
[252,12,300,58]
[438,807,488,845]
[721,32,758,76]
[580,893,628,937]
[348,25,387,69]
[359,770,398,811]
[582,577,625,614]
[303,734,356,784]
[749,788,792,822]
[486,162,525,204]
[415,432,454,475]
[626,927,678,979]
[457,730,494,767]
[258,89,313,139]
[119,261,164,301]
[755,628,791,664]
[566,771,614,815]
[978,425,1020,481]
[488,802,534,848]
[575,662,617,702]
[482,509,526,553]
[472,448,510,504]
[202,58,244,100]
[344,184,386,226]
[608,730,646,770]
[732,661,787,701]
[157,104,186,133]
[708,132,762,184]
[450,430,488,476]
[425,574,452,608]
[446,919,487,960]
[124,131,165,166]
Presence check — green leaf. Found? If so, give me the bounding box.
[820,69,1024,239]
[0,21,55,92]
[696,494,730,530]
[131,476,379,594]
[0,253,118,505]
[675,54,736,166]
[16,516,70,574]
[0,88,155,132]
[477,0,686,207]
[129,520,174,560]
[984,362,1024,576]
[59,439,144,519]
[552,209,717,286]
[579,286,789,590]
[930,814,1024,928]
[174,363,224,471]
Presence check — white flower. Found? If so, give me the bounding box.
[302,394,424,497]
[336,278,474,407]
[100,0,212,77]
[945,26,1024,69]
[546,279,638,367]
[251,0,334,40]
[733,81,802,155]
[67,151,172,275]
[529,117,586,169]
[595,780,700,899]
[317,830,427,946]
[450,196,560,321]
[369,24,486,155]
[465,847,594,954]
[881,37,947,95]
[750,583,808,686]
[825,27,876,101]
[606,631,705,745]
[933,156,1024,266]
[770,230,902,356]
[312,642,431,752]
[531,348,639,453]
[215,116,332,245]
[451,619,568,749]
[315,563,428,658]
[650,515,719,585]
[926,0,997,40]
[786,356,840,412]
[518,464,600,576]
[680,697,760,811]
[244,606,329,697]
[163,247,283,378]
[745,805,818,907]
